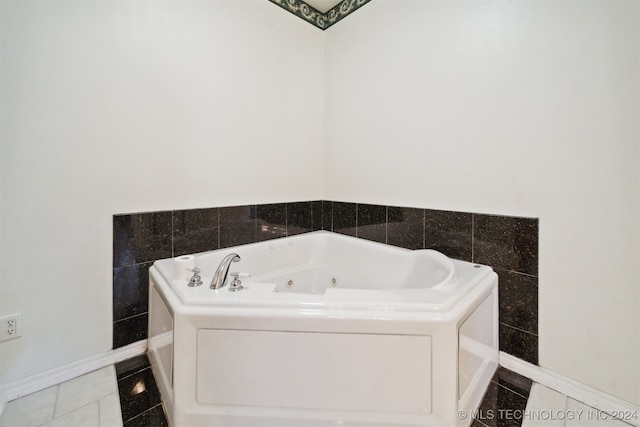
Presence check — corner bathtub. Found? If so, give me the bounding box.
[148,231,498,427]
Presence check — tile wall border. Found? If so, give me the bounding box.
[268,0,372,30]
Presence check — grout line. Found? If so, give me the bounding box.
[500,322,538,337]
[50,399,101,426]
[122,402,164,425]
[113,312,147,325]
[170,210,174,259]
[494,380,531,401]
[493,266,539,278]
[355,203,359,237]
[116,365,150,382]
[330,201,333,231]
[473,418,491,427]
[384,206,388,244]
[253,204,257,242]
[471,213,475,262]
[419,208,424,249]
[52,384,60,422]
[112,260,154,271]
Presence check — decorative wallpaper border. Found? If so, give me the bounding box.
[326,0,371,28]
[269,0,372,30]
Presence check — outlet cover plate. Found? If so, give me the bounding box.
[0,313,22,342]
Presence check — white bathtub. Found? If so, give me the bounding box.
[148,231,498,427]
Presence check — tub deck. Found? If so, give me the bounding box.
[152,231,494,312]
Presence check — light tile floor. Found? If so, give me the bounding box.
[0,366,122,427]
[1,366,637,427]
[523,384,635,427]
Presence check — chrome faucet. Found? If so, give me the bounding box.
[210,253,240,289]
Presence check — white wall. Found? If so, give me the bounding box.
[0,0,323,385]
[325,0,639,405]
[2,0,639,409]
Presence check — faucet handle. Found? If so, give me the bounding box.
[187,268,203,287]
[228,272,250,292]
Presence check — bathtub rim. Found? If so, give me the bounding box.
[149,264,498,330]
[151,230,495,314]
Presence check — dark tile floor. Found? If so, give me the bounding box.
[472,367,533,427]
[115,356,530,427]
[115,355,168,426]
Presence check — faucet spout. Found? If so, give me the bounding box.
[211,253,241,289]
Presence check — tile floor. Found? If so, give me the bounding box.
[472,367,532,427]
[0,366,123,427]
[471,368,634,427]
[115,355,167,426]
[0,360,635,427]
[522,383,634,427]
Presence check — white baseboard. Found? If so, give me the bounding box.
[500,352,640,427]
[0,340,147,403]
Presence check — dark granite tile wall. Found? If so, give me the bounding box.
[113,212,172,349]
[112,202,323,348]
[357,203,387,243]
[257,203,287,241]
[172,207,219,257]
[321,200,333,231]
[474,214,538,276]
[113,262,152,322]
[113,200,538,366]
[332,201,357,237]
[425,208,473,262]
[113,212,172,268]
[219,205,256,248]
[474,214,539,365]
[322,201,539,365]
[387,206,423,250]
[287,201,313,236]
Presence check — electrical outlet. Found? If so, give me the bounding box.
[0,314,22,342]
